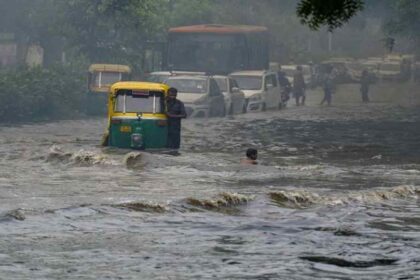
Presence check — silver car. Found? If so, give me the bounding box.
[165,76,225,118]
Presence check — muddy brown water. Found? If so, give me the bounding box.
[1,87,420,279]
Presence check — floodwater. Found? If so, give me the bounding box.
[0,86,420,279]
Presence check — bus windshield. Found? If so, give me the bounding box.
[168,33,247,73]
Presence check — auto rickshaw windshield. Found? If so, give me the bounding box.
[93,71,123,87]
[114,90,164,113]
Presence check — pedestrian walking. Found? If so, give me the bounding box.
[320,71,335,106]
[293,65,306,106]
[360,69,370,103]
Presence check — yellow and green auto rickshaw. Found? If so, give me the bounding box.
[87,64,132,115]
[102,82,169,150]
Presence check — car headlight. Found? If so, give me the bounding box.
[193,96,207,105]
[249,94,262,102]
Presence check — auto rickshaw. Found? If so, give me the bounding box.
[87,64,132,115]
[102,82,169,150]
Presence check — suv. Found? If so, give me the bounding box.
[165,75,225,118]
[229,70,282,112]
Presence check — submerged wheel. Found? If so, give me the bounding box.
[262,102,267,111]
[220,105,226,117]
[242,100,248,114]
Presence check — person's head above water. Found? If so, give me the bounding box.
[246,148,258,160]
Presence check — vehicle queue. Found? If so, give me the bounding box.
[91,23,418,151]
[147,69,289,118]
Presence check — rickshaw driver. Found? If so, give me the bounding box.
[166,87,187,149]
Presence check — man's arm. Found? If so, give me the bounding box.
[167,102,187,118]
[179,102,187,118]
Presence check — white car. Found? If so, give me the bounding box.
[165,75,225,118]
[229,70,282,112]
[213,75,246,115]
[146,71,206,83]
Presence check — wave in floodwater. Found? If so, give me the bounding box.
[109,185,420,213]
[46,145,118,166]
[4,186,417,221]
[270,185,419,209]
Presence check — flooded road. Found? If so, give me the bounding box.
[1,88,420,279]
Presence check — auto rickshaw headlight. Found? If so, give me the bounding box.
[193,96,207,105]
[131,133,143,149]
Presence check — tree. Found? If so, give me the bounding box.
[384,0,420,52]
[297,0,364,30]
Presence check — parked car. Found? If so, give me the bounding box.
[164,75,225,118]
[213,75,247,115]
[229,70,282,112]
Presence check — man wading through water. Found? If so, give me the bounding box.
[293,65,306,106]
[166,87,186,149]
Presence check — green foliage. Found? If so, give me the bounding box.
[53,0,166,64]
[0,64,86,122]
[297,0,364,30]
[385,0,420,46]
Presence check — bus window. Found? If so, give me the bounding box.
[167,25,268,74]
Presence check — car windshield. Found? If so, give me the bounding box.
[115,91,163,113]
[214,78,228,92]
[230,76,262,90]
[93,71,122,87]
[147,74,171,83]
[165,78,207,94]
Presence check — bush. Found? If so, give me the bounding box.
[0,64,87,123]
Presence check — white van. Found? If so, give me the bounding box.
[229,70,282,112]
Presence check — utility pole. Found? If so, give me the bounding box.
[328,32,333,52]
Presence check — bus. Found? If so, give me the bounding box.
[166,24,269,75]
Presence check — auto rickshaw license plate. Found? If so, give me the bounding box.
[120,125,132,133]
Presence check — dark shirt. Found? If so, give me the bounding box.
[293,72,306,90]
[167,99,186,128]
[360,73,370,92]
[323,74,334,92]
[277,71,291,88]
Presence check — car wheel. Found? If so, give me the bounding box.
[229,104,234,115]
[262,102,267,111]
[220,105,226,117]
[242,100,248,113]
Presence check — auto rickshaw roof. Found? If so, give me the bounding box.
[89,64,132,73]
[110,82,169,95]
[169,24,267,34]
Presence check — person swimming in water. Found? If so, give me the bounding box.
[241,148,258,165]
